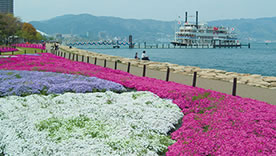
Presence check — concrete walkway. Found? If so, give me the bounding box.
[58,51,276,105]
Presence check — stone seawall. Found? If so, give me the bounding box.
[60,46,276,89]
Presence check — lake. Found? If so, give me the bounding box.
[78,43,276,77]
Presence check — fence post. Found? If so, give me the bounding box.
[72,54,75,60]
[76,54,79,61]
[104,59,107,67]
[166,67,170,81]
[87,56,90,63]
[12,51,14,55]
[143,64,146,77]
[69,53,71,60]
[192,72,197,87]
[94,57,97,65]
[114,61,117,69]
[63,52,66,58]
[127,62,131,73]
[82,55,84,62]
[232,78,237,96]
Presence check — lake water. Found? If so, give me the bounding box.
[79,43,276,77]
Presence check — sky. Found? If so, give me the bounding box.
[15,0,276,22]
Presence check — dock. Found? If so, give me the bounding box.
[67,35,250,49]
[66,42,250,49]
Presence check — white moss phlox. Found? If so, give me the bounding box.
[0,91,183,155]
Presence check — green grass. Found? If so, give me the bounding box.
[35,115,107,142]
[192,92,211,101]
[0,47,46,55]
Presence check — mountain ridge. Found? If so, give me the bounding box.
[30,14,276,42]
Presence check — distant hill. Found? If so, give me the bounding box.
[30,14,175,42]
[30,14,276,43]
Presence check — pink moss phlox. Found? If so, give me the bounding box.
[0,47,19,52]
[11,43,46,50]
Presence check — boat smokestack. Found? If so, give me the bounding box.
[196,11,198,29]
[185,12,188,23]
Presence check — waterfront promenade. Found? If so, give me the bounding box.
[56,45,276,105]
[93,61,276,105]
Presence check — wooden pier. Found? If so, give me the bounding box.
[69,42,250,49]
[66,35,250,49]
[67,35,250,49]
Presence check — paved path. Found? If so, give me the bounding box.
[57,50,276,105]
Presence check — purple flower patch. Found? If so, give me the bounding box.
[0,70,126,96]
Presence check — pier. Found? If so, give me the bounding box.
[66,40,250,49]
[66,33,250,49]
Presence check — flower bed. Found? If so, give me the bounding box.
[0,47,18,53]
[0,53,275,155]
[0,70,126,96]
[11,43,45,50]
[0,91,183,155]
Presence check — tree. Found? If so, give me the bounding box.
[36,32,47,41]
[0,15,6,44]
[0,14,7,35]
[0,13,22,43]
[21,23,37,42]
[0,14,46,44]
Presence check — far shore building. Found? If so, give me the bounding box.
[0,0,14,14]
